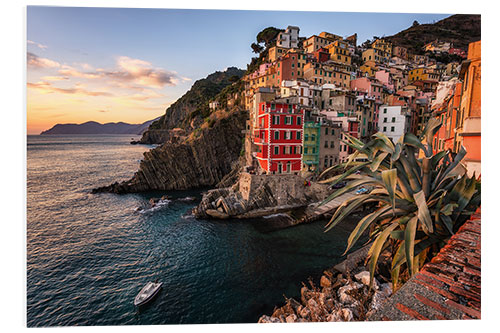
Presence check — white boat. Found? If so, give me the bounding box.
[134,281,163,306]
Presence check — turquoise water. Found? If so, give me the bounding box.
[27,134,359,326]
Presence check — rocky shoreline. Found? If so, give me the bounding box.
[258,244,394,323]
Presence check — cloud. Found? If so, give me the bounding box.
[27,40,48,50]
[54,56,189,89]
[27,52,60,69]
[27,81,113,97]
[41,76,69,81]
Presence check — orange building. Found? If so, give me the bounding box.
[457,40,481,177]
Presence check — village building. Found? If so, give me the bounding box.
[378,105,412,142]
[456,40,481,177]
[319,120,342,171]
[302,121,321,172]
[253,102,304,174]
[276,26,300,49]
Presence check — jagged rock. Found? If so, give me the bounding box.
[338,282,364,305]
[301,287,321,304]
[307,298,319,312]
[92,109,248,194]
[258,315,280,323]
[205,209,229,219]
[320,275,332,288]
[341,308,354,321]
[286,314,297,323]
[299,306,311,319]
[354,271,380,290]
[326,311,342,322]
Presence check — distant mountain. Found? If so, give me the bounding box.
[40,118,160,135]
[384,14,481,54]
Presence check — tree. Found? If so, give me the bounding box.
[251,42,264,54]
[256,27,283,48]
[318,118,480,290]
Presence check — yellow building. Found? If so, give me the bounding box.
[303,63,351,88]
[318,31,343,41]
[371,38,393,55]
[303,34,337,53]
[408,67,440,83]
[267,46,289,62]
[326,40,351,65]
[362,48,391,63]
[360,63,378,77]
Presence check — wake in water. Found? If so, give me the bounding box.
[135,196,197,214]
[135,198,172,214]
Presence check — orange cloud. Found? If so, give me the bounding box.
[27,81,113,97]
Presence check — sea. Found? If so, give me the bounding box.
[27,134,361,327]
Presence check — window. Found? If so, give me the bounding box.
[324,141,328,148]
[296,131,301,140]
[274,131,279,140]
[383,117,387,123]
[304,147,309,154]
[330,141,334,148]
[305,134,309,141]
[391,126,395,132]
[297,117,302,125]
[285,116,292,125]
[392,117,396,123]
[325,128,328,135]
[274,146,279,155]
[383,126,387,132]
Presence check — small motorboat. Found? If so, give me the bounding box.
[134,281,163,306]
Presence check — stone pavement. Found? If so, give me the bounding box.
[368,208,481,321]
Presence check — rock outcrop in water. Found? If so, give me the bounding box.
[92,67,248,194]
[193,172,331,220]
[92,109,247,193]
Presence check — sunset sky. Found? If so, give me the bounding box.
[27,6,450,134]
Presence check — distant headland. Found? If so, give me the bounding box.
[40,118,160,135]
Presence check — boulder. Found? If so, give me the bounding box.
[354,271,379,289]
[320,275,332,288]
[338,282,363,305]
[326,311,342,322]
[299,306,311,319]
[286,314,298,323]
[341,308,354,321]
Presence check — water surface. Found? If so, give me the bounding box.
[27,134,359,326]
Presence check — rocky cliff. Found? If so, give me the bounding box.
[139,67,245,144]
[93,109,247,193]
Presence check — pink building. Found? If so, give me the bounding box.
[350,77,384,102]
[375,70,395,92]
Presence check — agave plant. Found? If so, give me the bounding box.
[318,118,481,289]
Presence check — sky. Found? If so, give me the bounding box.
[26,6,451,134]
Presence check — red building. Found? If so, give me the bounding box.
[275,51,305,85]
[312,47,330,63]
[253,102,304,174]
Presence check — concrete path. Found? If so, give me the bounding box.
[299,192,356,223]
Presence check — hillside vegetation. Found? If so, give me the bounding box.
[384,14,480,54]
